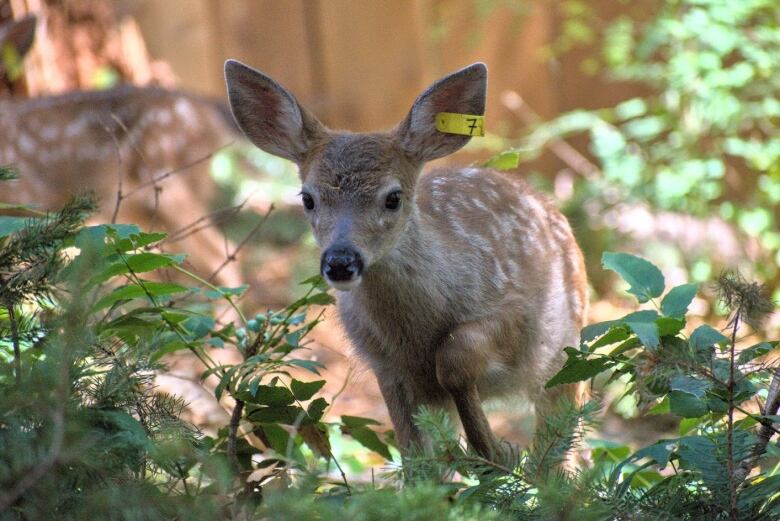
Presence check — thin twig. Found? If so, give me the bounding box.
[324,364,353,417]
[330,447,353,495]
[120,141,234,199]
[726,310,740,521]
[459,453,524,479]
[105,116,126,224]
[162,201,247,245]
[227,399,245,472]
[501,90,600,181]
[207,204,274,283]
[106,113,153,224]
[227,324,264,472]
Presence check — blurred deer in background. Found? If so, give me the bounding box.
[0,16,243,285]
[225,60,588,460]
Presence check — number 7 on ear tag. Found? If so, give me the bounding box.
[435,112,485,137]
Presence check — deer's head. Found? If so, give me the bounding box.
[225,60,486,290]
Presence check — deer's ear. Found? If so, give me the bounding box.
[396,62,487,163]
[0,15,37,70]
[224,60,325,163]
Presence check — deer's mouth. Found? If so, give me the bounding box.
[326,276,362,292]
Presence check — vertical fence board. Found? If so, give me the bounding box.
[217,0,314,107]
[316,0,426,130]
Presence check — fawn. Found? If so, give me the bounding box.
[0,16,241,285]
[225,59,588,459]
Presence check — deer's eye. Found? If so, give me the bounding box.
[385,190,402,211]
[302,192,315,210]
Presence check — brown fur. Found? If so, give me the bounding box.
[225,60,589,460]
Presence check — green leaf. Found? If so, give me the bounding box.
[648,396,670,415]
[670,375,711,398]
[341,415,383,428]
[737,341,778,365]
[251,385,295,406]
[609,337,642,357]
[545,352,615,388]
[484,150,520,170]
[288,359,324,375]
[150,339,190,363]
[623,310,660,349]
[602,251,665,303]
[661,283,698,318]
[307,398,329,423]
[258,423,293,454]
[126,252,186,271]
[284,329,304,348]
[91,253,186,286]
[340,424,392,460]
[116,231,167,251]
[204,285,249,299]
[214,371,233,401]
[689,324,729,351]
[589,325,629,350]
[183,315,216,340]
[248,378,260,399]
[290,379,326,401]
[589,439,631,463]
[633,440,675,469]
[249,405,306,424]
[305,292,336,306]
[92,282,188,311]
[580,320,618,348]
[679,417,699,436]
[299,274,329,291]
[657,316,686,337]
[669,390,707,418]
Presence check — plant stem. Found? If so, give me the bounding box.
[227,399,245,472]
[227,328,262,472]
[726,309,741,521]
[206,204,273,284]
[7,304,21,386]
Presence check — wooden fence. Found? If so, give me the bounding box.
[7,0,639,147]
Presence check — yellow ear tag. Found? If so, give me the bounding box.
[435,112,485,137]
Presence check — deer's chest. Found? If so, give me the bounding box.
[338,283,451,376]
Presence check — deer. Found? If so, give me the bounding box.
[0,15,242,286]
[224,59,588,461]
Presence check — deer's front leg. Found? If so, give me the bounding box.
[435,322,499,460]
[376,378,423,451]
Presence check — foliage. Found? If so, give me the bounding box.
[0,175,391,519]
[542,251,779,520]
[507,0,780,285]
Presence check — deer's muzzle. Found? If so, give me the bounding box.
[321,244,364,289]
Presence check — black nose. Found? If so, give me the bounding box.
[321,245,363,282]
